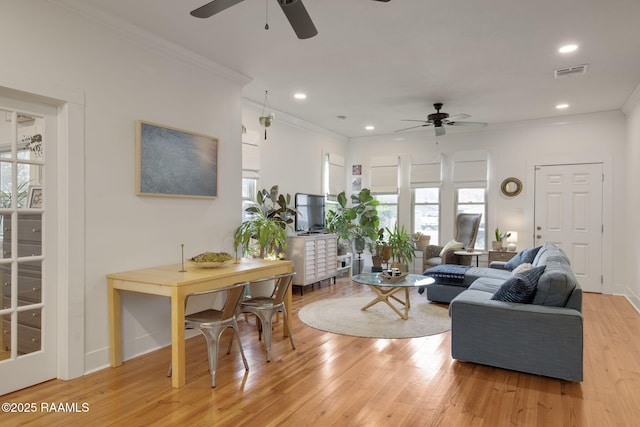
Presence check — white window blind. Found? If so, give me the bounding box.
[453,151,488,187]
[410,153,442,188]
[327,152,345,196]
[370,156,399,193]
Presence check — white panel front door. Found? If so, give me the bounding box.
[0,96,57,394]
[534,163,603,293]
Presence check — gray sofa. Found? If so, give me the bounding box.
[446,243,583,381]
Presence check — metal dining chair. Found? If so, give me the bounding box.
[168,282,249,387]
[232,272,296,362]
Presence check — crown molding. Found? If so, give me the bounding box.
[622,82,640,115]
[242,98,348,142]
[50,0,252,87]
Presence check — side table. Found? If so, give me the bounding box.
[453,250,486,267]
[488,250,518,264]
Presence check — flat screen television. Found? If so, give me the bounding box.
[295,193,326,234]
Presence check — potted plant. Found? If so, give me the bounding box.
[348,189,380,253]
[325,191,356,255]
[492,228,511,251]
[325,189,380,255]
[386,224,415,272]
[367,228,389,270]
[234,185,296,259]
[411,231,431,252]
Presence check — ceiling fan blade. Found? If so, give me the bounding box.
[190,0,245,18]
[395,124,430,132]
[371,0,391,2]
[447,121,488,127]
[401,119,430,123]
[278,0,318,39]
[435,126,446,136]
[445,113,471,122]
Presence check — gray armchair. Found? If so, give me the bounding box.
[423,213,482,271]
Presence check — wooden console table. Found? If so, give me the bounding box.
[106,258,292,388]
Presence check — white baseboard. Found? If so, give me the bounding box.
[84,329,200,375]
[625,286,640,314]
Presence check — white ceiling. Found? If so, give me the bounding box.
[58,0,640,138]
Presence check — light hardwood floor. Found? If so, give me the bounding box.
[2,277,640,426]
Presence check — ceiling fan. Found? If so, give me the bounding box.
[190,0,391,39]
[396,103,488,136]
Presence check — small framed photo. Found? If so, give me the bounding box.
[29,186,43,208]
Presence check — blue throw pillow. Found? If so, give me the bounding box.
[504,246,542,270]
[518,265,546,285]
[491,266,546,303]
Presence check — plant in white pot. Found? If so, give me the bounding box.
[233,185,295,259]
[492,228,511,251]
[233,185,296,297]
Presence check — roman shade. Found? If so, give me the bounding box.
[326,152,345,197]
[410,153,442,188]
[370,156,399,193]
[453,151,488,187]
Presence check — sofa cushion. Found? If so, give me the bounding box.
[468,277,504,294]
[532,266,577,306]
[491,266,546,303]
[532,243,570,267]
[504,246,542,271]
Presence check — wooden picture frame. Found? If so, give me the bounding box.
[136,121,218,199]
[28,186,43,208]
[500,177,523,197]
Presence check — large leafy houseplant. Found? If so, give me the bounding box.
[386,224,415,271]
[233,185,296,259]
[325,189,380,254]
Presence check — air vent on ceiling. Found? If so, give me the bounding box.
[554,64,588,78]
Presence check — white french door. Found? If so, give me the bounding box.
[0,96,57,394]
[534,163,603,293]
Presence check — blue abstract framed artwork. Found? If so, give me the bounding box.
[136,121,218,198]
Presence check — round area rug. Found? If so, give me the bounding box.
[298,296,451,339]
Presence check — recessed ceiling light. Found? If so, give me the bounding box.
[294,93,307,100]
[365,125,375,131]
[556,103,570,109]
[559,44,578,53]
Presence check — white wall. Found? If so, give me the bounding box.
[1,1,248,373]
[348,111,627,295]
[242,101,348,198]
[624,92,640,311]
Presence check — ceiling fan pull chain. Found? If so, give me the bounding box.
[264,0,269,30]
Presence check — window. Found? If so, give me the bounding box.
[455,188,486,249]
[241,177,258,222]
[413,188,440,245]
[373,194,398,232]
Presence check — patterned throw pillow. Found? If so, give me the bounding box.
[491,266,546,303]
[504,246,542,271]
